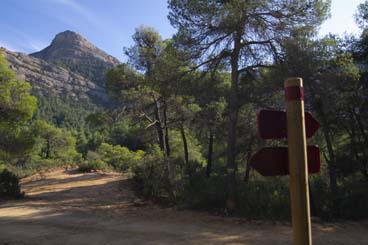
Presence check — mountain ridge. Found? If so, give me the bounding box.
[0,30,124,106]
[31,30,120,87]
[2,47,109,104]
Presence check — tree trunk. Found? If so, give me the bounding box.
[354,112,368,146]
[180,124,189,167]
[163,100,171,156]
[321,119,337,196]
[153,96,174,190]
[159,99,175,197]
[156,127,165,151]
[225,31,241,211]
[46,138,51,158]
[154,100,165,151]
[206,128,214,178]
[353,112,368,180]
[243,149,252,182]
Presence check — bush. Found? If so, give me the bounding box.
[335,179,368,219]
[97,143,144,171]
[237,178,290,219]
[109,121,145,151]
[0,169,23,198]
[78,160,108,173]
[78,151,109,172]
[132,145,171,199]
[169,129,204,165]
[182,172,290,219]
[182,172,226,210]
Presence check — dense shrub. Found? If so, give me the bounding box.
[31,120,82,164]
[97,143,144,171]
[109,122,145,151]
[310,175,368,220]
[132,145,171,199]
[0,169,22,198]
[236,178,290,219]
[133,153,368,221]
[78,151,109,172]
[182,172,226,210]
[78,160,108,172]
[169,130,204,165]
[335,179,368,219]
[182,172,290,219]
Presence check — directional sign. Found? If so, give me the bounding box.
[257,110,320,139]
[250,145,320,176]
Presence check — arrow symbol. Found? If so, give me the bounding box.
[250,145,320,176]
[257,110,320,139]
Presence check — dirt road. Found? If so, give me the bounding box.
[0,169,367,244]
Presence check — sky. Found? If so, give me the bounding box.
[0,0,365,61]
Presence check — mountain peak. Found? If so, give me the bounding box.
[31,30,120,86]
[51,30,93,49]
[53,30,84,41]
[56,30,83,38]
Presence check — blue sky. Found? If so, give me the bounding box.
[0,0,365,61]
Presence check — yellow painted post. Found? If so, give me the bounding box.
[285,78,312,245]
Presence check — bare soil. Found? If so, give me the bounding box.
[0,168,367,244]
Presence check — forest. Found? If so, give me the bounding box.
[1,0,368,221]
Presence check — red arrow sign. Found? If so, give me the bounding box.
[257,110,320,139]
[250,145,320,176]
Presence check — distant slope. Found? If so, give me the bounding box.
[2,48,108,104]
[31,30,120,87]
[1,30,122,127]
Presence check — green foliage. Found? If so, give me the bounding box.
[77,142,145,173]
[169,129,204,164]
[106,63,140,104]
[53,57,114,87]
[132,145,170,199]
[183,173,291,219]
[355,1,368,30]
[78,160,108,173]
[124,26,165,74]
[109,121,144,150]
[31,120,82,164]
[75,128,88,158]
[84,111,145,152]
[0,53,37,127]
[236,179,290,219]
[78,151,109,172]
[0,169,22,198]
[310,175,368,220]
[335,179,368,219]
[0,52,37,160]
[97,143,144,171]
[34,91,98,128]
[182,172,226,210]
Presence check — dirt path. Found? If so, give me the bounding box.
[0,169,367,245]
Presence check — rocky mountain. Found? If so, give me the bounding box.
[31,30,120,87]
[2,48,108,104]
[0,30,122,127]
[1,30,123,106]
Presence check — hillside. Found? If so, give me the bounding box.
[2,48,108,104]
[31,30,120,87]
[1,30,122,126]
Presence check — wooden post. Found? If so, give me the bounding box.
[285,78,312,245]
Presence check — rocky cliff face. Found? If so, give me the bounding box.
[31,30,120,87]
[1,30,122,106]
[2,48,108,104]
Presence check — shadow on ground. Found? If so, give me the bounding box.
[0,169,367,245]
